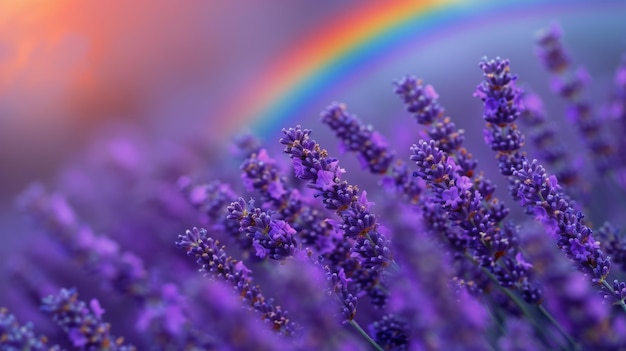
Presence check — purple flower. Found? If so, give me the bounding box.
[175,227,298,335]
[230,132,262,158]
[597,223,626,272]
[474,56,625,305]
[519,91,580,189]
[226,198,297,260]
[396,77,474,176]
[535,23,570,73]
[0,308,60,351]
[180,179,237,222]
[475,57,525,176]
[240,148,289,201]
[280,126,393,273]
[321,103,395,174]
[326,268,358,323]
[316,169,336,191]
[510,159,623,303]
[411,140,542,303]
[41,288,135,350]
[535,24,615,174]
[18,185,150,299]
[441,186,462,210]
[394,76,444,125]
[380,160,425,204]
[368,314,409,351]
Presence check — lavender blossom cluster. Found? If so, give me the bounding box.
[4,23,626,351]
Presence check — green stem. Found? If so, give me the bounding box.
[602,280,626,312]
[485,296,506,337]
[389,260,401,272]
[463,253,555,349]
[326,284,384,351]
[462,253,532,318]
[538,305,579,350]
[349,319,384,351]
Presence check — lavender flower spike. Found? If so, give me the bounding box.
[0,308,61,351]
[321,103,395,174]
[511,161,616,297]
[536,24,615,173]
[41,288,135,350]
[394,76,466,156]
[280,126,393,272]
[410,140,542,304]
[475,57,625,308]
[226,197,297,260]
[394,76,444,125]
[368,314,409,351]
[175,227,298,335]
[474,56,526,176]
[519,91,580,187]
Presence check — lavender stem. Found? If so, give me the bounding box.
[537,305,580,350]
[349,320,385,351]
[464,252,556,350]
[601,280,626,312]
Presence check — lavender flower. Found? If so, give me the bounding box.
[536,23,615,173]
[368,314,409,351]
[240,149,290,207]
[226,198,297,260]
[395,76,467,157]
[321,102,395,174]
[280,125,393,272]
[475,56,625,309]
[17,184,149,300]
[597,223,626,272]
[519,91,580,188]
[175,227,298,335]
[510,160,618,299]
[179,177,256,258]
[474,57,525,176]
[410,140,542,304]
[237,144,390,309]
[394,76,444,125]
[326,268,358,323]
[17,185,216,349]
[239,148,337,253]
[41,288,135,350]
[380,160,424,204]
[398,71,541,307]
[0,308,61,351]
[179,177,237,223]
[521,225,626,350]
[321,99,501,315]
[319,101,425,208]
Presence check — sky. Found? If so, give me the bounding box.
[0,0,353,200]
[1,0,625,202]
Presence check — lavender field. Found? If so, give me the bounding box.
[2,2,626,350]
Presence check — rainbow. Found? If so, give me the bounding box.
[219,0,594,138]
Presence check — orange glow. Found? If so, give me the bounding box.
[0,0,220,125]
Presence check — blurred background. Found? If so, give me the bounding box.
[1,0,626,274]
